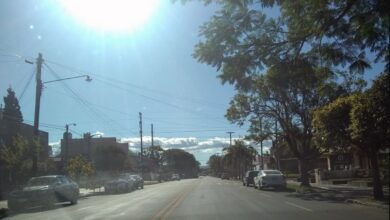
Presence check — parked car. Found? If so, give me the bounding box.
[104,173,136,193]
[7,175,79,212]
[254,170,286,190]
[243,170,259,186]
[130,174,144,189]
[171,173,181,181]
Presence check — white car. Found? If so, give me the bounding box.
[254,170,286,190]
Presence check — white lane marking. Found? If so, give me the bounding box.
[285,201,313,212]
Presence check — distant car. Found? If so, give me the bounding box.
[7,175,79,212]
[105,173,136,193]
[130,174,144,189]
[171,174,181,181]
[254,170,286,190]
[243,170,259,186]
[220,173,229,180]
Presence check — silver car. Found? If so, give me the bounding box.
[104,173,136,194]
[254,170,286,190]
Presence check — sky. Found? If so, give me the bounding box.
[0,1,384,165]
[0,0,261,165]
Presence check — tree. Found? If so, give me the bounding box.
[180,0,388,186]
[0,135,32,185]
[1,88,23,146]
[183,0,388,87]
[144,145,165,172]
[313,72,390,200]
[226,60,342,186]
[222,140,256,179]
[162,149,200,178]
[2,88,23,123]
[207,154,223,176]
[66,155,94,182]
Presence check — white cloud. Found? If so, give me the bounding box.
[50,136,272,165]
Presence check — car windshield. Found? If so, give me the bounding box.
[264,171,282,175]
[249,171,259,177]
[27,177,58,186]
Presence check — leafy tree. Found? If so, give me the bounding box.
[163,149,199,178]
[226,60,341,186]
[313,73,390,200]
[207,154,224,176]
[182,0,388,87]
[180,0,388,186]
[144,145,165,172]
[93,145,127,171]
[222,140,257,179]
[1,88,23,147]
[2,88,23,123]
[0,135,32,185]
[66,155,94,182]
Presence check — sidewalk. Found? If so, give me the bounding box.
[287,180,389,209]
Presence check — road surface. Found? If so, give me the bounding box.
[5,176,388,220]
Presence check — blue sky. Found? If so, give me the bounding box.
[0,1,384,165]
[0,0,253,165]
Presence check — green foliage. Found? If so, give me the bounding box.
[144,145,165,172]
[313,73,389,199]
[207,154,224,176]
[186,0,388,88]
[2,88,23,123]
[0,135,32,184]
[163,149,199,178]
[66,155,94,181]
[222,140,256,178]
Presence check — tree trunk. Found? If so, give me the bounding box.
[298,159,311,187]
[370,151,384,200]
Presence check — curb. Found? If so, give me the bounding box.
[345,199,389,209]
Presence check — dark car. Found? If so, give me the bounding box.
[130,174,144,189]
[7,175,79,212]
[243,170,259,187]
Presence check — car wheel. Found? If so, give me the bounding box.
[70,197,78,205]
[141,184,144,189]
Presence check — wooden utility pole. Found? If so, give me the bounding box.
[227,131,234,147]
[151,123,154,147]
[32,53,43,175]
[139,112,143,175]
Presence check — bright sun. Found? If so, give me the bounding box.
[60,0,160,32]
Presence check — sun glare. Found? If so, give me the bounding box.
[60,0,160,32]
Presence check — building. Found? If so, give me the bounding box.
[60,132,128,163]
[0,119,50,161]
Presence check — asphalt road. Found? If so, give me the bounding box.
[5,176,388,220]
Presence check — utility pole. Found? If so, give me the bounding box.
[139,112,143,175]
[151,123,154,147]
[227,131,234,147]
[260,117,264,170]
[32,53,43,175]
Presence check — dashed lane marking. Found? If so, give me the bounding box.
[285,201,313,212]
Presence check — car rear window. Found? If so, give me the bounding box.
[27,177,58,186]
[263,171,282,175]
